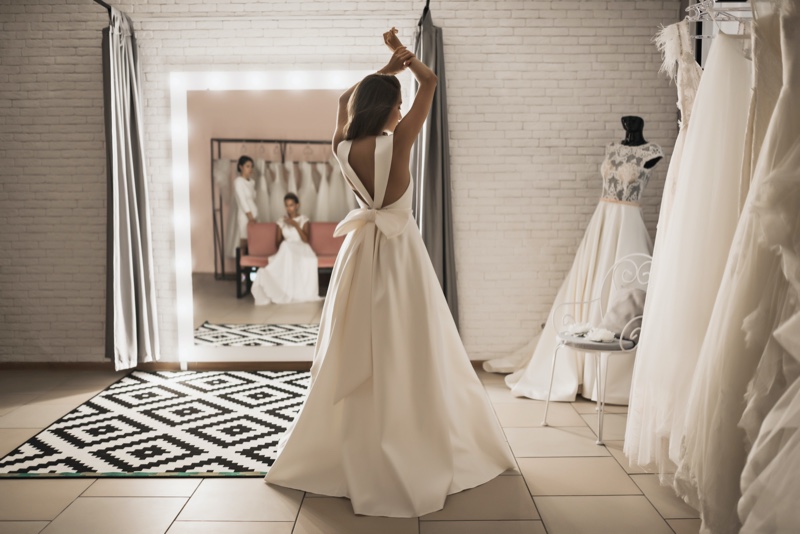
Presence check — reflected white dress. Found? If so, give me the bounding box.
[298,162,317,221]
[265,136,515,517]
[490,141,662,405]
[251,214,319,305]
[268,162,287,220]
[314,161,332,221]
[623,33,752,472]
[254,159,272,224]
[671,5,784,531]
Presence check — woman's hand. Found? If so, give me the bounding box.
[379,47,415,76]
[283,215,298,228]
[383,27,404,51]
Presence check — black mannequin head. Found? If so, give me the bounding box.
[620,116,647,147]
[621,115,644,135]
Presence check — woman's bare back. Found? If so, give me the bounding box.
[342,136,411,207]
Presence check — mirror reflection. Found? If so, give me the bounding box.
[188,89,353,348]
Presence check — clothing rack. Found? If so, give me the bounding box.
[210,138,331,280]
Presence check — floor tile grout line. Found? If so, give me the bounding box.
[290,491,308,533]
[163,477,204,533]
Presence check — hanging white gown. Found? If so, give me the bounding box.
[265,136,515,517]
[623,33,752,472]
[214,158,240,259]
[268,162,287,219]
[286,161,300,195]
[251,214,319,305]
[671,6,784,532]
[297,162,317,222]
[493,141,662,405]
[736,2,800,531]
[254,159,271,224]
[314,161,333,221]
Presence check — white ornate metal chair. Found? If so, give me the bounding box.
[541,253,652,445]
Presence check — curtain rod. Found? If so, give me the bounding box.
[131,12,414,23]
[213,138,330,145]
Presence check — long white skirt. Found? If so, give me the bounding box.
[251,241,319,305]
[498,200,652,405]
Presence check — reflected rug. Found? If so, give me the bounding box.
[0,370,309,477]
[193,322,319,347]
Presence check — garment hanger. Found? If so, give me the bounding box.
[418,0,430,26]
[93,0,112,16]
[686,0,751,39]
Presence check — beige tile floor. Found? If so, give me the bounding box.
[0,368,700,534]
[192,274,324,329]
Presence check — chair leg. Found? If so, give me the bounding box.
[595,353,607,446]
[542,342,564,427]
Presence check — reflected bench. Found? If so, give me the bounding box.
[235,221,345,299]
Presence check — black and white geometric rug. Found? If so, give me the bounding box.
[0,370,309,478]
[193,322,319,347]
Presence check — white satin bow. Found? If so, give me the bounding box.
[333,206,411,239]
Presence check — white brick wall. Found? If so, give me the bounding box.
[0,0,681,362]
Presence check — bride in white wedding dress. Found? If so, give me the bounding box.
[264,29,514,517]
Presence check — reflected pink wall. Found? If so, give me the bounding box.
[187,89,340,274]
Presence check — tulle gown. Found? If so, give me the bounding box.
[671,5,784,531]
[489,141,662,405]
[251,214,319,305]
[623,33,753,472]
[265,135,515,517]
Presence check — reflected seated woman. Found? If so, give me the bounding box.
[251,193,320,305]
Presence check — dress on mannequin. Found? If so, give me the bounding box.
[487,122,662,405]
[623,32,752,473]
[268,162,288,221]
[251,214,319,305]
[298,162,317,221]
[671,4,784,531]
[265,136,515,517]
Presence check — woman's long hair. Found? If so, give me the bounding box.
[344,74,401,140]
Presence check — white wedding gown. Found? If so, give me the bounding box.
[265,135,515,517]
[251,214,319,305]
[623,32,752,472]
[671,4,784,532]
[489,141,662,405]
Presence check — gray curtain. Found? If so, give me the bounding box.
[102,7,160,370]
[411,10,460,328]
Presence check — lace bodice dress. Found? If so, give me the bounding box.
[600,142,664,204]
